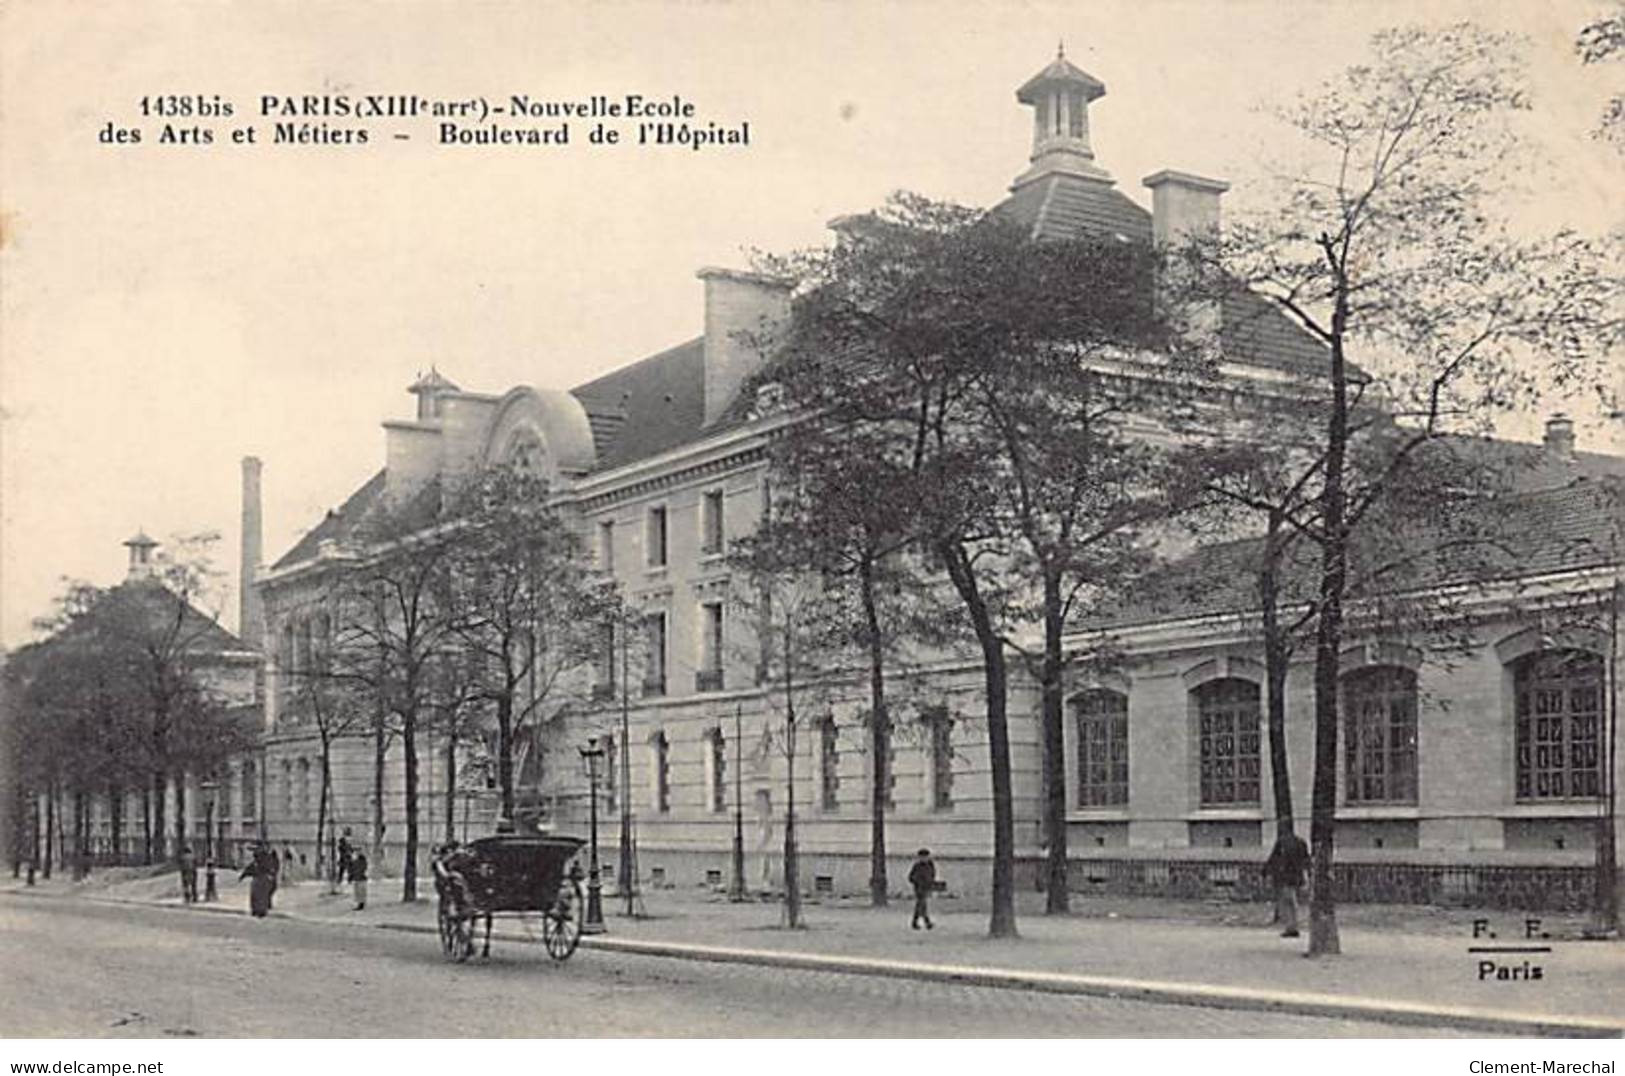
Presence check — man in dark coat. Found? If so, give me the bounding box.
[1263,830,1311,938]
[177,845,198,904]
[350,849,369,911]
[335,828,354,885]
[907,848,936,930]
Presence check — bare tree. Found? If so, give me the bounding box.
[1191,23,1622,955]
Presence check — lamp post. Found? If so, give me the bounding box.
[199,780,219,902]
[578,738,606,934]
[730,702,746,902]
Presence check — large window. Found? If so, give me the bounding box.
[819,717,840,810]
[924,706,954,810]
[593,620,616,699]
[646,506,668,568]
[1515,649,1604,800]
[697,602,724,691]
[598,520,615,572]
[1343,666,1418,804]
[1195,678,1261,806]
[708,728,727,813]
[701,489,725,555]
[1073,689,1129,808]
[642,613,667,697]
[650,730,671,813]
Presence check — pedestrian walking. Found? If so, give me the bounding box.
[281,844,297,884]
[350,849,369,911]
[204,857,218,902]
[907,848,936,930]
[177,845,198,904]
[240,841,280,918]
[1263,829,1311,938]
[336,828,353,885]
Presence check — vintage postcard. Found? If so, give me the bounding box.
[1,0,1621,1063]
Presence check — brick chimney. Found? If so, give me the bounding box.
[1544,414,1576,460]
[239,456,264,649]
[698,267,792,426]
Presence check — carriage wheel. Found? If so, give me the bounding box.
[542,879,583,961]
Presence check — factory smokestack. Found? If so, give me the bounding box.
[240,456,264,648]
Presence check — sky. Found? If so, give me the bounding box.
[2,0,1621,648]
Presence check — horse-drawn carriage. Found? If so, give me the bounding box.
[431,834,586,963]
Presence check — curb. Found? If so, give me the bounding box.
[371,914,1621,1038]
[9,887,1620,1038]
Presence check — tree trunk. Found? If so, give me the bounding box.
[1260,522,1295,843]
[858,556,889,907]
[782,631,801,929]
[942,544,1017,938]
[174,773,187,862]
[403,705,420,902]
[141,786,152,865]
[43,780,55,878]
[1307,322,1351,958]
[497,692,515,822]
[316,740,331,882]
[372,701,386,866]
[1042,571,1069,914]
[109,784,124,866]
[150,769,167,863]
[72,791,86,880]
[443,729,456,843]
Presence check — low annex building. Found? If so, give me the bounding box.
[250,52,1624,909]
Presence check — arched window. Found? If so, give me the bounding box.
[1195,679,1260,806]
[1343,666,1418,804]
[1073,689,1128,807]
[1515,650,1604,800]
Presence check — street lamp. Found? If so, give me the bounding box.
[578,738,607,934]
[199,779,219,902]
[730,702,747,902]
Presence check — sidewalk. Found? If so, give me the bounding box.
[8,868,1622,1036]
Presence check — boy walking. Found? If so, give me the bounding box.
[907,848,936,930]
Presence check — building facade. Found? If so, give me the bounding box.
[251,53,1624,908]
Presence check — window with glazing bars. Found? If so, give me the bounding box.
[1515,649,1603,800]
[1343,667,1418,804]
[1074,689,1128,807]
[1195,679,1261,805]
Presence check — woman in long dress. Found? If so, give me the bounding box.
[240,842,279,918]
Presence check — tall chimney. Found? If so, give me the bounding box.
[697,267,792,426]
[240,456,264,649]
[1144,170,1229,359]
[1543,414,1575,460]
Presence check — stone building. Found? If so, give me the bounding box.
[250,52,1623,907]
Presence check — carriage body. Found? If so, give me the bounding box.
[434,834,587,962]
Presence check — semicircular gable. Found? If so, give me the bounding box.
[481,386,597,477]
